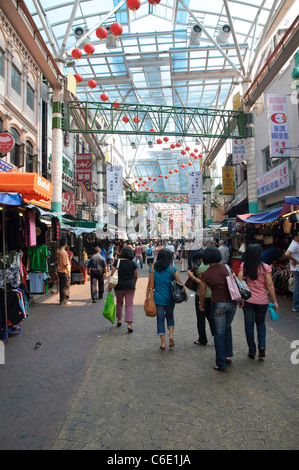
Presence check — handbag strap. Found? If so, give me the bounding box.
[115,259,120,270]
[149,266,155,289]
[225,264,233,276]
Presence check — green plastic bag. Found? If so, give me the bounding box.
[103,292,115,324]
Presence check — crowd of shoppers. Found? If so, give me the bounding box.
[57,231,298,372]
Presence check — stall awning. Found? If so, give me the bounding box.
[237,197,299,223]
[0,192,22,206]
[0,173,52,209]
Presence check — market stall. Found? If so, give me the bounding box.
[0,173,52,340]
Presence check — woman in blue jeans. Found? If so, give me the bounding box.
[238,243,278,359]
[200,247,237,371]
[145,248,187,350]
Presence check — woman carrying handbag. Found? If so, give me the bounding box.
[145,248,187,350]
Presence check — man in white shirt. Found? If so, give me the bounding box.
[218,240,230,264]
[285,230,299,312]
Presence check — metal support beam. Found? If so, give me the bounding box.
[66,101,244,139]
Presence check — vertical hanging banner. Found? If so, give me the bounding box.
[232,127,246,164]
[76,153,95,204]
[267,94,290,157]
[222,166,234,195]
[106,166,123,204]
[188,171,203,204]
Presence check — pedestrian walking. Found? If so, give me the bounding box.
[187,248,214,345]
[106,242,114,271]
[218,240,230,264]
[108,246,138,333]
[180,242,188,272]
[57,238,71,305]
[285,230,299,312]
[200,246,237,371]
[134,242,143,269]
[146,240,155,267]
[87,246,107,303]
[238,243,279,359]
[145,248,187,350]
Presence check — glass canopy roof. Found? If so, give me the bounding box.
[25,0,295,194]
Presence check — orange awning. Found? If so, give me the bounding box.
[0,172,52,209]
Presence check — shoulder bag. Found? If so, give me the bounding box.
[170,267,187,303]
[184,266,198,292]
[225,264,242,301]
[144,267,157,317]
[108,259,120,289]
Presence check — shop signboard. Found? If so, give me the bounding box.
[188,170,203,204]
[0,157,13,173]
[75,153,92,183]
[257,161,289,198]
[232,137,246,164]
[222,166,234,195]
[106,166,123,204]
[267,94,290,157]
[0,133,15,153]
[62,191,76,216]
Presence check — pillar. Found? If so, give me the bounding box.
[242,80,258,213]
[204,166,212,226]
[96,158,104,221]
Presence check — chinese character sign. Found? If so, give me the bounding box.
[62,191,76,216]
[188,171,203,204]
[222,166,234,195]
[232,138,246,164]
[267,94,290,157]
[76,153,92,183]
[257,161,289,198]
[106,166,123,204]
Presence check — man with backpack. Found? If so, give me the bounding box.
[146,240,155,268]
[87,246,107,302]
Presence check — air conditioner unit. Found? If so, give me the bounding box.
[190,24,202,45]
[106,26,118,49]
[73,26,89,45]
[217,24,231,44]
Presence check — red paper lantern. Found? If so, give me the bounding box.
[163,137,169,142]
[148,177,152,180]
[110,22,123,39]
[139,177,143,181]
[150,128,156,132]
[158,174,162,178]
[174,169,179,173]
[74,73,83,83]
[84,43,95,56]
[176,142,181,147]
[146,187,149,191]
[194,155,198,159]
[169,170,173,174]
[133,116,141,123]
[170,143,175,149]
[190,152,195,157]
[164,175,169,179]
[185,146,190,151]
[143,180,147,184]
[96,26,108,41]
[194,148,198,153]
[150,188,154,191]
[135,180,138,183]
[148,0,161,4]
[113,100,120,108]
[123,116,130,123]
[155,194,158,197]
[188,162,192,166]
[181,150,186,155]
[127,0,141,11]
[153,177,157,181]
[156,138,162,144]
[180,164,185,168]
[100,92,109,102]
[88,79,97,89]
[72,48,82,60]
[138,184,141,187]
[198,154,203,158]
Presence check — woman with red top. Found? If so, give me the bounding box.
[238,243,278,359]
[200,247,237,371]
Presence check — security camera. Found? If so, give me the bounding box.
[131,142,136,148]
[217,24,231,44]
[190,24,202,45]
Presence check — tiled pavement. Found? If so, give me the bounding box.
[0,268,299,450]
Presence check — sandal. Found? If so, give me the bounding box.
[169,338,175,347]
[258,349,265,358]
[194,340,207,346]
[160,345,166,350]
[213,365,225,372]
[117,321,122,327]
[226,357,232,364]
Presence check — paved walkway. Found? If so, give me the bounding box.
[0,267,299,450]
